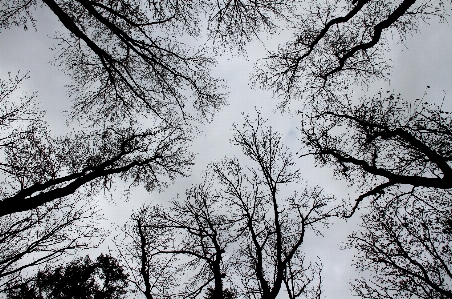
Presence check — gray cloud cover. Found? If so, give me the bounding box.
[1,3,451,298]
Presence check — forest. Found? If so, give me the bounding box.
[0,0,451,298]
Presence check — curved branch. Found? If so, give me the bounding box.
[343,181,393,218]
[0,152,162,217]
[292,0,371,66]
[322,0,416,80]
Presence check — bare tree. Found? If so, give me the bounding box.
[0,71,195,218]
[298,92,452,217]
[0,72,194,293]
[347,188,452,298]
[0,195,103,291]
[214,113,335,299]
[0,7,203,293]
[253,0,449,102]
[114,207,171,299]
[118,113,337,299]
[154,184,232,299]
[0,120,194,216]
[1,0,229,122]
[116,183,232,299]
[218,156,327,299]
[115,204,181,299]
[0,0,304,122]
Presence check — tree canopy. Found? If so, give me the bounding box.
[1,0,451,298]
[115,113,336,299]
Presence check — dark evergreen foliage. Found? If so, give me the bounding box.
[6,254,128,299]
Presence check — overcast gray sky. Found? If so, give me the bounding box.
[1,2,452,298]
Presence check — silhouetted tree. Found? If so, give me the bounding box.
[0,73,105,289]
[252,2,452,297]
[253,0,449,102]
[0,195,102,291]
[0,120,193,217]
[347,188,452,298]
[299,92,452,217]
[0,8,199,296]
[0,72,193,217]
[6,253,129,299]
[118,113,337,299]
[115,204,181,299]
[0,0,303,122]
[283,32,452,293]
[216,113,333,299]
[116,183,231,299]
[2,0,228,122]
[0,71,191,294]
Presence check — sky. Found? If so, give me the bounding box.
[1,2,452,298]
